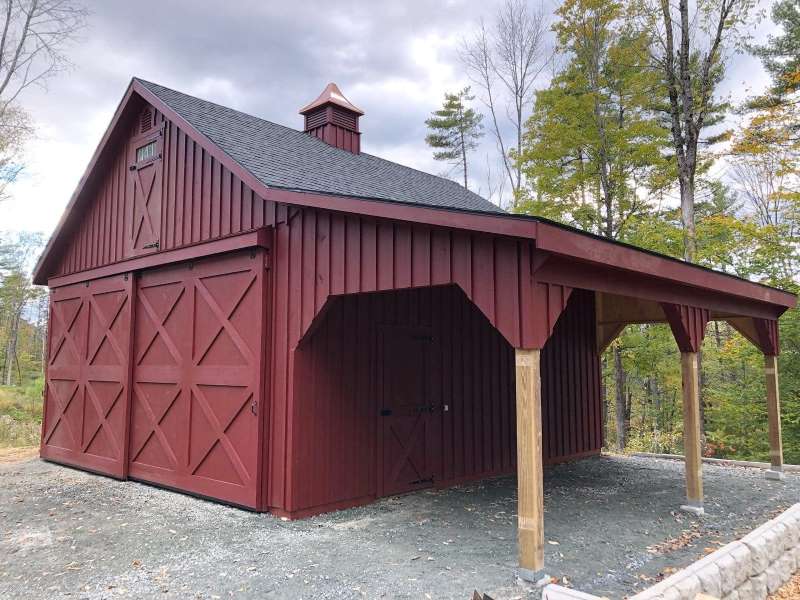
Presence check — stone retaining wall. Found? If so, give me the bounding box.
[542,503,800,600]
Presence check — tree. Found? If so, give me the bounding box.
[517,0,672,453]
[730,0,800,287]
[0,0,87,201]
[424,87,484,189]
[750,0,800,98]
[460,0,551,205]
[0,231,44,386]
[637,0,755,261]
[518,0,670,240]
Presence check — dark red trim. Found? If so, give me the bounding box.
[661,303,710,353]
[264,188,538,238]
[535,222,795,308]
[47,228,269,288]
[535,255,785,320]
[754,318,780,356]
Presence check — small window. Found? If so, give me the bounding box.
[136,141,157,163]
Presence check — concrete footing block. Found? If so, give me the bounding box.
[680,503,705,516]
[518,568,550,587]
[765,469,785,481]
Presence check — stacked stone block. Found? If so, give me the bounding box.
[541,503,800,600]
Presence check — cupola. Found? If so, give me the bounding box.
[299,82,363,154]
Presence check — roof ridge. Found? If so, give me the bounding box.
[134,77,501,211]
[134,77,308,138]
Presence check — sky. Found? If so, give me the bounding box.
[0,0,780,237]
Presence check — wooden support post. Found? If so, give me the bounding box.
[515,348,546,582]
[764,354,785,481]
[680,352,704,514]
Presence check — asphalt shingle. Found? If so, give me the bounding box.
[137,79,504,214]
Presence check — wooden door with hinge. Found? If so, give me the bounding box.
[127,119,164,257]
[378,325,442,497]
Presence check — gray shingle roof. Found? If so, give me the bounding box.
[137,79,504,214]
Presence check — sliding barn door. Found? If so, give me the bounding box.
[128,250,266,508]
[41,274,134,478]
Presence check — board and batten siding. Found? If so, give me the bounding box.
[53,105,277,278]
[281,284,601,516]
[267,206,592,513]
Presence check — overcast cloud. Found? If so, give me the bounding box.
[0,0,779,235]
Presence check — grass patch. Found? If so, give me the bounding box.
[0,380,43,448]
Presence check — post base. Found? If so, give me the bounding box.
[766,469,785,481]
[518,567,550,586]
[680,503,705,516]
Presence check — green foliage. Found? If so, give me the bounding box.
[0,383,42,448]
[0,231,46,400]
[516,0,670,240]
[425,87,484,189]
[750,0,800,96]
[520,0,800,466]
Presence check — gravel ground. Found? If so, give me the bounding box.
[1,454,798,600]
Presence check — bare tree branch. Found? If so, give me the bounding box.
[0,0,86,202]
[460,0,552,206]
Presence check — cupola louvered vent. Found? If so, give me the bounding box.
[305,109,328,130]
[331,106,357,130]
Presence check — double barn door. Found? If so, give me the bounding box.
[41,250,266,508]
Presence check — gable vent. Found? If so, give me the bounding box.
[139,107,153,133]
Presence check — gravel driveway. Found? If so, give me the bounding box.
[1,454,798,599]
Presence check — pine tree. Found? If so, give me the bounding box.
[425,87,484,189]
[751,0,800,98]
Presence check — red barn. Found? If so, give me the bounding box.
[33,79,796,580]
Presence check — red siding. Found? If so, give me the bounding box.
[541,289,603,461]
[53,104,276,278]
[284,285,601,516]
[267,207,573,510]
